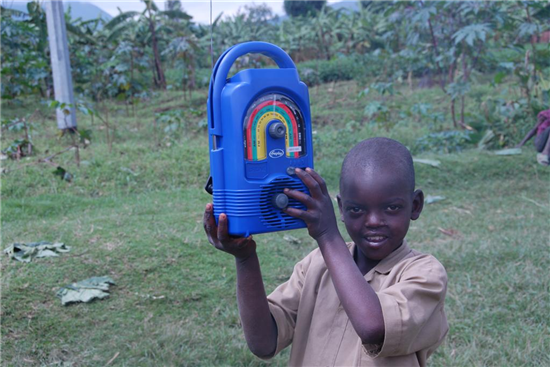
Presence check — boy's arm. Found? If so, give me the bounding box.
[204,204,277,358]
[283,169,385,346]
[516,125,538,147]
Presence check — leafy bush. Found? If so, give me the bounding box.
[482,44,550,74]
[298,57,364,86]
[297,67,320,87]
[2,138,32,159]
[480,97,538,148]
[414,130,472,154]
[165,67,212,91]
[195,68,212,89]
[363,101,389,123]
[408,103,445,130]
[155,108,206,138]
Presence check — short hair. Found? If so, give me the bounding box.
[340,137,415,193]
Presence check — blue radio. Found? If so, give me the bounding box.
[205,42,314,237]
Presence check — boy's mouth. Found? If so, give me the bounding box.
[364,235,388,244]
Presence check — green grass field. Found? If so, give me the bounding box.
[2,80,549,366]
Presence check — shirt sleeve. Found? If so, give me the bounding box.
[264,249,316,358]
[366,255,449,358]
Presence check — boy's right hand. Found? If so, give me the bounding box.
[203,203,257,260]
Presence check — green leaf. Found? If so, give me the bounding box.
[4,242,71,263]
[78,129,92,144]
[104,11,140,30]
[56,276,115,306]
[358,87,370,98]
[447,82,471,100]
[452,24,491,46]
[498,62,515,71]
[53,167,73,182]
[160,10,192,20]
[494,72,507,85]
[77,105,93,116]
[518,22,539,38]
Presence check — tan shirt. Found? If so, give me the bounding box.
[266,241,448,367]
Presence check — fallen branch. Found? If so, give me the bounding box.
[154,104,187,113]
[40,146,74,163]
[4,146,74,172]
[105,352,120,366]
[520,195,548,209]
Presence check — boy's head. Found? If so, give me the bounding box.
[337,138,424,261]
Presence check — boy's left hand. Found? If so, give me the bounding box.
[283,168,340,242]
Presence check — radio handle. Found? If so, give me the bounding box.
[208,42,297,135]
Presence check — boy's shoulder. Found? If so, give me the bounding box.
[296,240,446,282]
[376,242,447,286]
[398,246,447,277]
[371,243,448,296]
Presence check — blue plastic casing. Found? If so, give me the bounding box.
[207,42,314,236]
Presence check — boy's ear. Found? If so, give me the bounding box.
[337,194,344,222]
[410,189,424,221]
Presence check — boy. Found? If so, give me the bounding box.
[203,137,448,366]
[516,109,550,166]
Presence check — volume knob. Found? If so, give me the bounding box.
[272,193,289,209]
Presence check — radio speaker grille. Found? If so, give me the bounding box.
[260,177,308,229]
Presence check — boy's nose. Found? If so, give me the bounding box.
[364,212,384,228]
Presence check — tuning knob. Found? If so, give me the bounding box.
[269,122,286,139]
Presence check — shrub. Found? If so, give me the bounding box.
[482,44,550,74]
[480,97,540,148]
[297,57,364,86]
[165,68,212,91]
[414,130,473,154]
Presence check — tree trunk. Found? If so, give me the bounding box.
[427,16,446,92]
[460,96,465,128]
[525,6,537,79]
[451,99,457,128]
[461,53,467,128]
[130,51,138,127]
[148,16,166,90]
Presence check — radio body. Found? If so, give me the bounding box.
[207,42,314,237]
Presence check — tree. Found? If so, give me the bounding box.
[311,7,340,60]
[278,17,316,62]
[144,0,166,89]
[1,2,50,99]
[384,1,512,128]
[165,0,182,12]
[105,0,191,90]
[284,0,326,18]
[212,4,277,59]
[162,6,199,98]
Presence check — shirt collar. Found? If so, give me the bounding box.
[349,240,412,281]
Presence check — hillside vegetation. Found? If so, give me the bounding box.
[2,77,549,366]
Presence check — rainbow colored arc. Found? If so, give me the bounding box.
[244,94,305,161]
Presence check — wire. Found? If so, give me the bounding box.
[210,0,213,70]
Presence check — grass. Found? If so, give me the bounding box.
[2,79,549,366]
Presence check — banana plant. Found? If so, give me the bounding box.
[104,0,191,90]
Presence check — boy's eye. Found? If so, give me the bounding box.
[348,207,362,214]
[387,205,401,211]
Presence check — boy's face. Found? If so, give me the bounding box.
[337,168,424,261]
